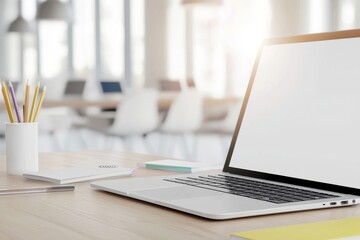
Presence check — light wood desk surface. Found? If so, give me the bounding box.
[0,150,359,240]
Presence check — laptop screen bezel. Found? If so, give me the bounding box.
[222,29,360,196]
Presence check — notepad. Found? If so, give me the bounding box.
[138,160,222,173]
[23,165,134,184]
[230,217,360,240]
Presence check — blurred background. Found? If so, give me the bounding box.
[0,0,358,163]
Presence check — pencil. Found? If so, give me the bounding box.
[33,86,46,122]
[0,186,74,196]
[1,81,15,123]
[8,81,22,123]
[29,81,40,122]
[24,80,30,122]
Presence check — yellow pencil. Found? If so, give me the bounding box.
[1,81,15,123]
[33,86,46,122]
[29,81,40,122]
[24,80,30,122]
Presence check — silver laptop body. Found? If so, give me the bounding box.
[92,30,360,220]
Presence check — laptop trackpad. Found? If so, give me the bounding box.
[131,186,222,201]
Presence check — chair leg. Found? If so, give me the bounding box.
[143,134,155,154]
[52,130,64,151]
[112,136,126,151]
[158,133,168,156]
[220,135,232,158]
[159,133,178,157]
[123,136,134,151]
[105,135,113,149]
[78,129,91,149]
[180,133,192,160]
[190,133,198,161]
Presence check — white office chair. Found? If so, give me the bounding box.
[201,100,242,133]
[99,89,160,152]
[37,107,87,151]
[158,89,203,160]
[197,100,242,158]
[0,110,8,137]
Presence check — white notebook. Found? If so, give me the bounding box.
[23,165,134,184]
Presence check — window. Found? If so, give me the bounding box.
[99,0,124,79]
[339,0,355,29]
[4,0,145,90]
[309,0,327,33]
[72,0,95,79]
[222,0,271,96]
[21,0,37,82]
[131,0,145,88]
[23,34,37,82]
[166,0,271,97]
[192,6,225,97]
[5,34,20,80]
[38,21,68,79]
[166,0,186,82]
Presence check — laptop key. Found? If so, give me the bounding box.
[164,175,339,204]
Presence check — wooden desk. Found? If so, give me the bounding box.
[1,150,359,239]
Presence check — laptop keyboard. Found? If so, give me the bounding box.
[164,174,338,204]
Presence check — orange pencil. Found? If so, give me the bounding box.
[33,86,46,122]
[29,81,40,122]
[1,81,15,123]
[24,80,30,122]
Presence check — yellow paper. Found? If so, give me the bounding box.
[231,218,360,240]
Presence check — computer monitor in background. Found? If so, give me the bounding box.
[64,80,86,97]
[100,81,122,94]
[12,81,19,93]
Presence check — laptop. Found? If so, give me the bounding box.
[100,81,122,94]
[64,80,86,98]
[92,30,360,220]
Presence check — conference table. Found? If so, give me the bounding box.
[0,150,359,239]
[0,92,241,111]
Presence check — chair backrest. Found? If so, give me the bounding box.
[159,79,196,91]
[159,80,181,91]
[161,89,203,133]
[109,89,159,135]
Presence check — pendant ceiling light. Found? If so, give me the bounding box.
[36,0,72,22]
[8,0,32,33]
[8,16,32,33]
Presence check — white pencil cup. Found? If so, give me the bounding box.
[5,123,38,175]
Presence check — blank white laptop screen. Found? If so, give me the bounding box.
[230,37,360,189]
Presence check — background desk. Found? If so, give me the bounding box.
[1,150,359,240]
[0,94,241,111]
